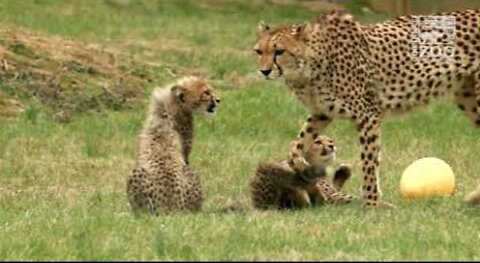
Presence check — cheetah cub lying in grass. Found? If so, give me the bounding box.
[250,135,357,210]
[126,76,220,215]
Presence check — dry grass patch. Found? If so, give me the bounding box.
[0,24,154,120]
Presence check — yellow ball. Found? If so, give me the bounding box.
[400,157,455,199]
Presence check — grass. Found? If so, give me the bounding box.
[0,0,480,260]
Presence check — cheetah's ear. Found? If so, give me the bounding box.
[290,23,306,37]
[290,23,312,40]
[171,85,186,103]
[258,21,270,34]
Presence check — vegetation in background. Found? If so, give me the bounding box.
[0,0,479,260]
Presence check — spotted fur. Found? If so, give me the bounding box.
[126,76,220,215]
[254,9,480,207]
[250,136,356,210]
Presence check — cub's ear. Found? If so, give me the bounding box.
[171,85,186,103]
[258,20,270,34]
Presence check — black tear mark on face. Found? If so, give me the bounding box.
[274,55,284,77]
[272,43,284,77]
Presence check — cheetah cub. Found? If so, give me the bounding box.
[250,135,356,210]
[126,76,220,215]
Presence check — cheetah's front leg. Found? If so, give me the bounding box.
[309,180,357,205]
[289,114,332,171]
[356,114,392,208]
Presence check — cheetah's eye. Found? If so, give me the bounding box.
[203,90,211,96]
[254,49,262,55]
[275,49,285,56]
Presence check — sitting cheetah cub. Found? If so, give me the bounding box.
[250,135,356,210]
[126,76,220,215]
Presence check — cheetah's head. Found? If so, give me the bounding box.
[253,21,310,79]
[171,76,220,116]
[304,135,337,166]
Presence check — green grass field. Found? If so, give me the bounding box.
[1,0,480,260]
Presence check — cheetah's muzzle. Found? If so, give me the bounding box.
[207,103,216,113]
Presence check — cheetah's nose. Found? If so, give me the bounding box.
[260,69,272,77]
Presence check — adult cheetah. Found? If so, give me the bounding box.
[126,76,220,215]
[250,135,356,210]
[253,9,480,207]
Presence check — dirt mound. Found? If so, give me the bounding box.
[0,24,155,121]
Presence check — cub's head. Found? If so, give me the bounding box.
[304,135,336,166]
[171,76,220,116]
[252,21,308,79]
